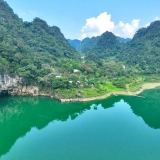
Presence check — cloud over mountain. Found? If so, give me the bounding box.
[81,12,114,39]
[81,12,140,39]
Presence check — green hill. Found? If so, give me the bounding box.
[118,21,160,74]
[86,31,123,60]
[0,0,79,84]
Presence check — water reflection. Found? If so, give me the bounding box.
[0,96,113,157]
[123,88,160,129]
[0,88,160,158]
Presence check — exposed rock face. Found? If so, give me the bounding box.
[0,74,39,96]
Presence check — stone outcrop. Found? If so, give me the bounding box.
[0,74,39,96]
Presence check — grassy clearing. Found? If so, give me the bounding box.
[58,82,125,98]
[58,88,104,98]
[99,82,124,93]
[54,75,160,99]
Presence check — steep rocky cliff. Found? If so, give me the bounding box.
[0,75,39,96]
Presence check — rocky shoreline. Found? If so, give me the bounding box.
[1,75,160,102]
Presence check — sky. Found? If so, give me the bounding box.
[4,0,160,40]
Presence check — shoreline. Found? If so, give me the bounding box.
[60,83,160,102]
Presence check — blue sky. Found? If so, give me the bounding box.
[5,0,160,39]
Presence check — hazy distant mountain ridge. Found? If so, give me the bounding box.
[68,36,100,52]
[116,36,131,43]
[68,36,130,53]
[67,39,81,50]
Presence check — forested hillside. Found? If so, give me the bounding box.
[118,21,160,74]
[0,0,80,85]
[1,0,160,99]
[86,31,123,60]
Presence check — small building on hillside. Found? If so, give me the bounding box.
[55,76,61,78]
[73,69,80,73]
[122,64,126,69]
[69,81,73,84]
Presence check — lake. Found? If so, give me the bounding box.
[0,88,160,160]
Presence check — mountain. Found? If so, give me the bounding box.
[118,21,160,74]
[68,36,100,53]
[67,39,81,50]
[79,37,100,52]
[68,21,160,74]
[86,31,123,60]
[116,36,131,43]
[0,0,79,84]
[68,36,130,53]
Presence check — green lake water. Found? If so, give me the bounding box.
[0,89,160,160]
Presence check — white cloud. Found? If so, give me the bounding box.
[144,17,160,28]
[145,23,150,27]
[81,12,114,39]
[80,12,140,39]
[113,19,140,38]
[154,17,160,21]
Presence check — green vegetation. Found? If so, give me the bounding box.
[0,0,79,82]
[117,21,160,74]
[58,82,124,99]
[0,0,160,99]
[68,36,131,52]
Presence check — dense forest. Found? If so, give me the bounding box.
[68,36,130,52]
[0,0,160,98]
[0,0,79,84]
